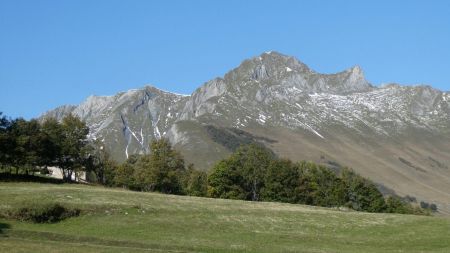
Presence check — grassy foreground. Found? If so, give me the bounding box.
[0,182,449,253]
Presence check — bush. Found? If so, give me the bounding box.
[185,168,208,197]
[340,168,387,212]
[420,201,430,209]
[6,201,80,223]
[420,201,438,212]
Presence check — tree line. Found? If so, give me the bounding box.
[0,112,431,214]
[97,138,430,215]
[0,112,206,195]
[0,112,90,181]
[206,144,429,214]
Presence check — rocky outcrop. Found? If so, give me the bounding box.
[39,52,450,212]
[40,51,449,159]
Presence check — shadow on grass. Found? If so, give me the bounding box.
[5,229,199,252]
[0,173,65,184]
[0,223,11,235]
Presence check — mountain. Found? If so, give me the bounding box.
[40,51,450,213]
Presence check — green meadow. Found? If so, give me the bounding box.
[1,182,449,253]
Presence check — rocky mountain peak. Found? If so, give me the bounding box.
[40,52,449,152]
[216,52,372,95]
[331,65,371,93]
[223,51,310,83]
[39,52,450,213]
[347,65,364,79]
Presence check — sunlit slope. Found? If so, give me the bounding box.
[1,183,449,253]
[40,52,450,213]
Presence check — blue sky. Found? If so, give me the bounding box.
[1,0,450,119]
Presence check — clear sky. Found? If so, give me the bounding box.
[1,0,450,119]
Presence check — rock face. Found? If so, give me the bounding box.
[40,51,450,213]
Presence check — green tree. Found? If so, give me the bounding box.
[40,118,64,169]
[261,159,299,203]
[184,164,208,197]
[134,138,185,194]
[340,168,386,212]
[238,144,273,201]
[114,154,140,189]
[297,162,346,207]
[0,113,13,172]
[85,141,117,186]
[0,112,8,130]
[58,114,90,181]
[385,196,411,214]
[385,196,427,215]
[208,158,247,199]
[114,162,136,189]
[8,119,42,174]
[208,144,273,200]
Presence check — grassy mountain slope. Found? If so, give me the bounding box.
[243,125,450,214]
[40,52,450,213]
[1,182,449,253]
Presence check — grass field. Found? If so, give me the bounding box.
[1,182,449,252]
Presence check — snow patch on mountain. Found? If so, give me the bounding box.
[257,114,267,124]
[40,51,449,161]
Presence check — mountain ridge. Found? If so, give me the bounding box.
[41,51,446,112]
[40,51,450,213]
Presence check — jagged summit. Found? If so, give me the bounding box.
[345,65,365,81]
[224,51,310,82]
[40,52,450,213]
[220,51,371,94]
[140,85,191,97]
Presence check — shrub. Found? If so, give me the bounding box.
[6,201,80,223]
[420,201,438,212]
[185,168,208,197]
[340,168,386,212]
[420,201,430,209]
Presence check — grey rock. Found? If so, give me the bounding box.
[39,52,450,213]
